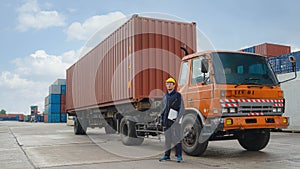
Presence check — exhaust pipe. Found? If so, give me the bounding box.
[180,46,189,56]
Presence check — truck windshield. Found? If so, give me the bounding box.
[212,52,278,86]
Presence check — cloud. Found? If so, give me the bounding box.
[16,0,65,31]
[65,11,126,41]
[0,71,34,89]
[0,48,83,113]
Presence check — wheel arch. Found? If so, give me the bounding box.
[184,108,206,127]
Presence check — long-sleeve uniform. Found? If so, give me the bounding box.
[160,90,185,157]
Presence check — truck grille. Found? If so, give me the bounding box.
[220,99,284,116]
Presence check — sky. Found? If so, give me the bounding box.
[1,0,300,114]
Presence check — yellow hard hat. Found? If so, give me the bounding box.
[166,77,176,84]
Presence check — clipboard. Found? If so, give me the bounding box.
[168,108,178,120]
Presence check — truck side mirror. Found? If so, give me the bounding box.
[201,59,209,73]
[289,56,296,68]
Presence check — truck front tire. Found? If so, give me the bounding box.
[181,113,208,156]
[74,117,87,135]
[238,129,270,151]
[120,118,144,146]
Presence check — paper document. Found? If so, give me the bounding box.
[168,108,178,120]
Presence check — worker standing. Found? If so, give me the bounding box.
[159,77,185,163]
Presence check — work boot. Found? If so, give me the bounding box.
[177,155,183,163]
[159,155,170,161]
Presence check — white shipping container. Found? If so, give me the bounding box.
[49,85,61,94]
[277,71,300,131]
[54,79,66,85]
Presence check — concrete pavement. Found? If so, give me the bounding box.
[1,121,300,169]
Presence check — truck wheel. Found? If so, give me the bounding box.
[182,113,208,156]
[238,129,270,151]
[105,118,116,134]
[74,117,87,135]
[120,118,144,146]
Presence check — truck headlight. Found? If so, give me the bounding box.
[277,108,282,113]
[221,108,228,114]
[229,108,236,113]
[273,108,277,113]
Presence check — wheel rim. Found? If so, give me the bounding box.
[183,124,197,147]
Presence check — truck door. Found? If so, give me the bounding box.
[178,61,190,105]
[187,57,213,116]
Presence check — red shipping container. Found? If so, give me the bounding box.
[60,104,66,113]
[19,114,24,121]
[44,114,48,123]
[0,114,23,118]
[60,94,66,104]
[66,15,197,112]
[254,43,291,58]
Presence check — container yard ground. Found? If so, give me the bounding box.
[1,121,300,169]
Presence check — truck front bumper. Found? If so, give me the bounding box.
[221,116,289,131]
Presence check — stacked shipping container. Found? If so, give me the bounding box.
[44,79,67,123]
[268,51,300,74]
[0,114,24,121]
[241,43,291,58]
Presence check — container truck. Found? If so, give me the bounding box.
[67,15,296,155]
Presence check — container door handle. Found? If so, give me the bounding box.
[188,98,193,102]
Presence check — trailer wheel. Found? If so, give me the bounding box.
[238,129,270,151]
[105,118,116,134]
[74,117,87,135]
[120,118,144,146]
[182,113,208,156]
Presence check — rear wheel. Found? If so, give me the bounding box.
[120,118,144,146]
[238,129,270,151]
[74,117,87,135]
[182,113,208,156]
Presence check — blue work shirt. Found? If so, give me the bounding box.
[161,90,184,127]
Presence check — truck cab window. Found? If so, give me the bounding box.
[179,61,189,85]
[191,57,208,84]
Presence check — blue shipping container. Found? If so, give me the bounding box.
[243,47,255,53]
[269,51,300,74]
[61,114,67,122]
[48,94,61,104]
[48,104,61,114]
[61,85,66,94]
[37,116,44,122]
[48,114,61,123]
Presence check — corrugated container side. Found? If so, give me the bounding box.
[66,65,74,111]
[48,104,61,114]
[49,85,61,94]
[60,94,66,104]
[266,43,291,57]
[255,43,291,58]
[243,47,255,53]
[44,114,48,123]
[61,114,67,122]
[66,15,196,112]
[269,51,300,74]
[48,114,61,123]
[60,104,66,113]
[61,85,66,94]
[49,94,61,104]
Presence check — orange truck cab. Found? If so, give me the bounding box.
[178,50,295,156]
